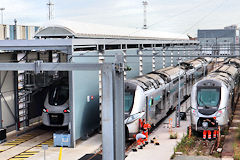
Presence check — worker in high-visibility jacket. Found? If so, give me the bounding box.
[141,121,151,144]
[135,132,146,149]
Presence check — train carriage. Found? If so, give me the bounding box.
[190,59,240,135]
[125,57,211,138]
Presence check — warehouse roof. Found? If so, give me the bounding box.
[35,20,189,40]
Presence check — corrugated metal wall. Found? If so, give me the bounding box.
[0,24,39,40]
[0,54,15,128]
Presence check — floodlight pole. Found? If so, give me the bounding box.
[142,1,148,29]
[0,8,5,25]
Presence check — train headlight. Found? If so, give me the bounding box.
[191,108,198,117]
[124,112,145,125]
[216,109,224,117]
[63,107,70,113]
[43,108,48,113]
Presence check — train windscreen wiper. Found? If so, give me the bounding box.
[199,97,210,109]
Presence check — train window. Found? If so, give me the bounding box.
[49,84,69,106]
[173,79,178,84]
[197,88,220,107]
[124,92,134,112]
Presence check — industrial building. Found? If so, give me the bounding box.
[0,21,203,160]
[198,25,239,55]
[0,24,39,40]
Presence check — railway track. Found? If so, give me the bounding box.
[0,126,54,160]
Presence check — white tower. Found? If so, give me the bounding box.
[142,1,148,29]
[47,0,54,20]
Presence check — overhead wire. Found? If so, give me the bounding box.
[147,0,216,29]
[68,0,228,57]
[181,0,228,35]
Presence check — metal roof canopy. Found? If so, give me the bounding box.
[0,39,199,52]
[0,38,199,160]
[0,57,125,160]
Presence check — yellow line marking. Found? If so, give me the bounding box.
[15,155,31,158]
[20,153,35,155]
[6,142,22,144]
[4,144,16,146]
[24,151,39,153]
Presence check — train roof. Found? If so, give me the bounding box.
[154,66,185,81]
[207,72,232,87]
[225,58,240,68]
[206,63,239,87]
[181,58,208,70]
[126,72,165,91]
[214,64,238,79]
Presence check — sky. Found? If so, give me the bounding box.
[0,0,240,36]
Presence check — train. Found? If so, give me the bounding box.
[190,58,240,138]
[124,57,214,138]
[42,78,70,127]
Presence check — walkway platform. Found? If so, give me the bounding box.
[126,99,191,160]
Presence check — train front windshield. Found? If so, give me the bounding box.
[49,85,69,106]
[197,88,220,107]
[124,92,134,112]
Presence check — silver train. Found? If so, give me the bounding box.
[124,57,214,138]
[42,79,70,127]
[190,58,240,133]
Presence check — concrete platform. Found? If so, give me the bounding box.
[126,99,191,160]
[27,134,102,160]
[0,99,192,160]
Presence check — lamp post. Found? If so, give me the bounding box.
[0,8,5,25]
[175,57,182,128]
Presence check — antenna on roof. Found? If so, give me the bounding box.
[47,0,54,20]
[142,1,148,29]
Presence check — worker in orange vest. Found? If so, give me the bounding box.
[136,132,146,149]
[139,119,151,144]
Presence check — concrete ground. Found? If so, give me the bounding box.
[27,134,102,160]
[0,122,102,160]
[173,155,220,160]
[1,98,226,160]
[126,99,191,160]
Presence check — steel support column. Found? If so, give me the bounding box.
[13,70,19,131]
[163,48,166,68]
[170,50,173,66]
[0,72,2,129]
[113,54,125,160]
[152,48,156,71]
[102,55,124,160]
[138,49,143,76]
[67,46,75,148]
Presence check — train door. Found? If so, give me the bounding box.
[165,84,170,110]
[146,96,155,124]
[162,90,166,113]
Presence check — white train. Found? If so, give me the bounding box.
[42,79,70,127]
[190,58,240,136]
[124,58,214,138]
